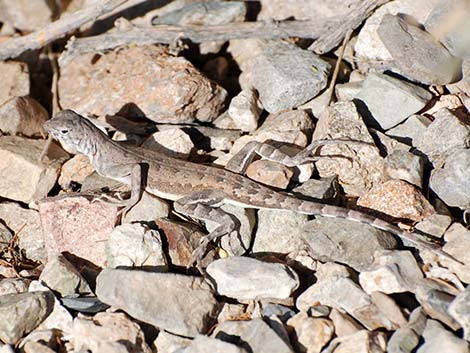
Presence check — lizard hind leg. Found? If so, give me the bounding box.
[173,190,241,268]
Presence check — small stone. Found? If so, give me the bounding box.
[183,335,247,353]
[153,330,192,353]
[261,303,295,322]
[213,318,293,353]
[430,148,470,209]
[357,180,435,222]
[19,329,62,353]
[0,61,29,105]
[106,223,168,268]
[322,330,387,353]
[292,176,340,203]
[442,223,470,283]
[335,81,363,101]
[0,96,49,137]
[387,307,427,353]
[329,309,362,337]
[73,312,152,353]
[39,254,92,296]
[59,45,227,124]
[355,72,432,129]
[227,88,261,132]
[383,150,424,187]
[0,278,30,296]
[418,319,469,353]
[206,257,299,301]
[286,312,334,353]
[386,114,431,146]
[142,128,194,159]
[122,190,170,223]
[449,285,470,341]
[359,250,423,294]
[21,342,56,353]
[301,217,397,272]
[96,268,219,336]
[57,154,94,191]
[312,101,384,197]
[252,209,309,253]
[246,160,294,189]
[39,194,119,267]
[0,0,53,31]
[218,303,248,323]
[378,14,461,85]
[0,291,54,345]
[414,108,470,163]
[415,214,452,238]
[0,136,68,204]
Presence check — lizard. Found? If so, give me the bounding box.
[43,109,462,266]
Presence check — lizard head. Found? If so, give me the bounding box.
[44,109,101,156]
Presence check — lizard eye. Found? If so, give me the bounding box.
[60,129,69,134]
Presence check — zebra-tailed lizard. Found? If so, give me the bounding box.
[43,110,462,266]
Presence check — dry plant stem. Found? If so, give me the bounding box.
[0,0,129,61]
[61,0,390,61]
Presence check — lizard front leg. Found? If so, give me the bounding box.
[173,190,241,267]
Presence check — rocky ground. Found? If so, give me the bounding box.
[0,0,470,352]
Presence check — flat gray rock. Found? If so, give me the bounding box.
[418,319,469,353]
[388,308,427,353]
[449,285,470,341]
[386,114,431,145]
[183,335,247,353]
[95,268,219,337]
[0,291,54,345]
[355,72,432,130]
[378,14,461,85]
[206,257,299,301]
[301,217,397,272]
[430,148,470,209]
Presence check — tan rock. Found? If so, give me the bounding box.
[0,96,48,137]
[246,160,294,189]
[0,61,29,105]
[58,154,94,191]
[0,0,53,31]
[287,312,334,353]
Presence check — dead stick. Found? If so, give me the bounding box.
[0,0,129,61]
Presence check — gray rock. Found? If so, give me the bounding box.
[384,149,424,187]
[296,276,401,330]
[418,319,469,353]
[442,223,470,283]
[61,296,109,314]
[213,318,294,353]
[335,81,363,101]
[414,108,470,163]
[122,191,170,223]
[106,223,168,268]
[430,148,470,209]
[0,291,54,344]
[301,218,397,272]
[355,72,432,130]
[388,307,427,353]
[227,88,261,132]
[0,345,14,353]
[378,14,461,85]
[0,222,11,254]
[39,254,92,297]
[206,257,299,301]
[386,114,431,145]
[154,330,192,353]
[359,250,423,294]
[182,335,247,353]
[322,330,387,353]
[292,176,340,203]
[449,285,470,341]
[96,268,219,337]
[415,214,452,238]
[0,278,30,296]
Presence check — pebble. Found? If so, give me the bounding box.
[246,160,294,189]
[418,319,469,353]
[449,285,470,341]
[122,190,170,223]
[322,330,387,353]
[442,223,470,283]
[227,88,261,132]
[57,154,94,191]
[154,330,192,353]
[386,114,431,146]
[0,278,30,296]
[387,307,426,353]
[383,149,424,187]
[142,128,194,159]
[206,256,299,301]
[286,312,334,353]
[0,96,49,137]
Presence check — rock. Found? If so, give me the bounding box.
[142,128,194,159]
[0,222,11,254]
[57,154,94,190]
[355,72,432,129]
[442,223,470,283]
[261,303,295,322]
[153,330,192,353]
[106,223,168,268]
[388,307,427,353]
[0,136,67,204]
[335,81,363,101]
[418,319,469,353]
[414,108,470,163]
[449,285,470,341]
[0,291,54,345]
[378,14,461,85]
[228,39,330,112]
[73,312,152,353]
[96,268,219,336]
[301,217,397,271]
[297,276,401,330]
[286,312,334,353]
[217,303,248,323]
[226,88,261,132]
[386,114,431,145]
[0,345,14,353]
[252,209,309,253]
[430,148,470,209]
[206,257,299,301]
[383,149,424,187]
[357,180,435,222]
[448,59,470,94]
[182,335,247,353]
[0,202,45,262]
[122,190,170,223]
[292,176,340,203]
[19,329,63,353]
[39,194,119,268]
[0,61,29,105]
[0,96,49,137]
[322,330,387,353]
[329,309,362,337]
[39,254,92,296]
[257,0,357,20]
[59,45,227,124]
[0,278,30,296]
[20,341,56,353]
[213,318,294,353]
[0,0,53,31]
[246,160,294,189]
[312,101,384,196]
[415,214,452,238]
[359,250,423,294]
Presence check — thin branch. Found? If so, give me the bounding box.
[0,0,129,61]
